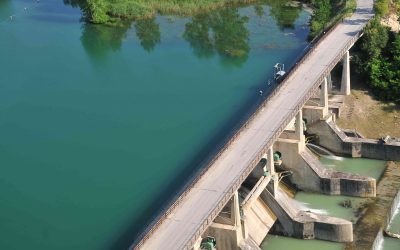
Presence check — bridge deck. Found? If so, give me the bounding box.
[135,0,374,249]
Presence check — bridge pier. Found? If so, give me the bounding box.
[265,147,278,197]
[320,77,329,116]
[202,191,244,250]
[294,110,305,149]
[327,72,333,93]
[341,50,351,95]
[232,191,243,244]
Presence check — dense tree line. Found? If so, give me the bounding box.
[354,0,400,103]
[308,0,356,38]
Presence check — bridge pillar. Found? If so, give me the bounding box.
[320,77,329,117]
[294,110,305,149]
[231,191,243,243]
[327,72,333,93]
[341,50,351,95]
[266,147,278,197]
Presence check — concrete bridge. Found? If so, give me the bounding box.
[132,0,376,249]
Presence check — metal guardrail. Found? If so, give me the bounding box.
[133,8,371,249]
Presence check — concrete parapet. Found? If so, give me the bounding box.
[308,118,400,161]
[263,188,353,242]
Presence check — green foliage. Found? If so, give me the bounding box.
[309,0,356,38]
[73,0,260,24]
[374,0,390,17]
[360,18,389,58]
[356,18,400,103]
[86,0,110,23]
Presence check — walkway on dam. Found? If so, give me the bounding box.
[135,0,374,249]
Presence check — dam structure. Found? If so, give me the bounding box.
[132,0,376,249]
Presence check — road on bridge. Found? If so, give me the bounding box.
[134,0,374,249]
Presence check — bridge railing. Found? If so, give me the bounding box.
[133,8,371,249]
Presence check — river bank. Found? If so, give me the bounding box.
[333,69,400,249]
[345,162,400,249]
[82,0,260,23]
[336,74,400,139]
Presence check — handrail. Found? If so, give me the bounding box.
[132,5,372,249]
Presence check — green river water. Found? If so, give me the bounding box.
[385,205,400,249]
[0,0,311,249]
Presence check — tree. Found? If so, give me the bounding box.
[86,0,109,24]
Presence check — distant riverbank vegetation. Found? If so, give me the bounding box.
[66,0,355,40]
[67,0,259,24]
[65,0,305,62]
[353,0,400,103]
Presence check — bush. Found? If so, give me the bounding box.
[356,18,400,103]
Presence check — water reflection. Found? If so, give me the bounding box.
[184,8,250,67]
[266,0,302,30]
[134,18,161,52]
[80,23,131,59]
[0,0,12,21]
[63,0,88,20]
[63,0,302,64]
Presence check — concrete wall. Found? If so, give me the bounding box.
[262,188,353,242]
[303,106,325,125]
[242,198,276,245]
[203,224,239,250]
[274,139,375,197]
[274,139,320,192]
[308,118,400,161]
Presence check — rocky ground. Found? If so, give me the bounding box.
[335,75,400,139]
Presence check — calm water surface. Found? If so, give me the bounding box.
[320,155,386,180]
[261,235,343,250]
[0,0,310,249]
[382,237,400,249]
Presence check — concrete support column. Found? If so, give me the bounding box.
[320,77,329,117]
[341,50,351,95]
[241,208,249,239]
[326,72,333,93]
[231,191,243,243]
[267,147,279,197]
[294,110,305,149]
[266,147,275,175]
